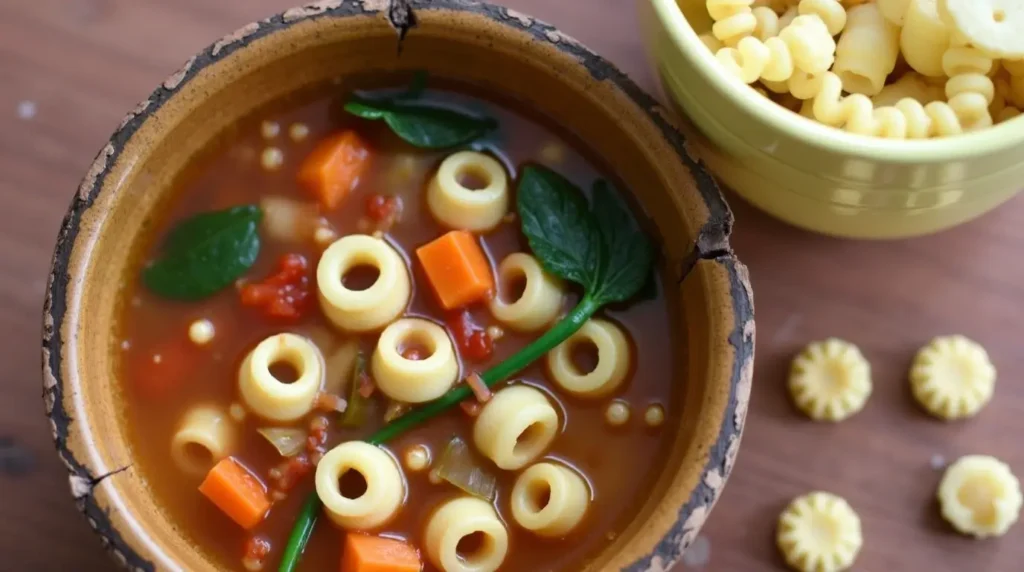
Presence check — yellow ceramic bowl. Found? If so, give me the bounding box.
[639,0,1024,239]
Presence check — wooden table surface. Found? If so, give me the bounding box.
[2,1,1022,570]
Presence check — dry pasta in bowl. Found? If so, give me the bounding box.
[700,0,1024,138]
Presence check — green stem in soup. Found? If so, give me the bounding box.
[143,205,262,300]
[278,165,654,572]
[339,352,369,427]
[279,493,319,571]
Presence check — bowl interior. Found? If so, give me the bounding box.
[45,3,752,570]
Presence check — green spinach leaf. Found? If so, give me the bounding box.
[345,98,497,149]
[590,180,656,304]
[516,165,602,290]
[143,205,262,301]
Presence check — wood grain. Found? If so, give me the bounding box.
[1,1,1021,571]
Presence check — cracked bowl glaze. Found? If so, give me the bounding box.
[641,0,1024,239]
[41,1,754,570]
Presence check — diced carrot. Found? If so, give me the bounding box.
[297,130,372,209]
[416,230,494,310]
[199,458,271,530]
[341,533,422,572]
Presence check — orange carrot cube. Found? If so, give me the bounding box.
[416,230,494,310]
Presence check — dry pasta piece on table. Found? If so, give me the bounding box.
[909,335,995,420]
[788,338,871,421]
[777,491,862,572]
[938,455,1022,538]
[938,0,1024,59]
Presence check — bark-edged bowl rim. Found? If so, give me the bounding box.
[41,1,755,570]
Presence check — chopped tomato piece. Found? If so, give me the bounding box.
[446,310,494,363]
[242,535,271,571]
[240,254,312,320]
[365,194,402,225]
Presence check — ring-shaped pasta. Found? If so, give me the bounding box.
[473,385,560,470]
[487,253,565,332]
[238,333,323,422]
[170,404,235,476]
[427,151,509,232]
[546,318,631,398]
[510,461,590,538]
[425,496,509,572]
[317,235,411,333]
[371,318,459,403]
[315,441,406,530]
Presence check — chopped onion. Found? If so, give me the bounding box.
[296,325,337,355]
[315,392,347,413]
[260,196,322,244]
[256,428,307,457]
[429,436,496,501]
[384,400,411,423]
[340,353,370,427]
[465,373,492,403]
[323,340,359,396]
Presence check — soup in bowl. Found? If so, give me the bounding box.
[42,2,754,571]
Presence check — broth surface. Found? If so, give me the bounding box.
[119,81,678,571]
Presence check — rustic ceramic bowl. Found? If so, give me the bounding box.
[640,0,1024,239]
[42,1,754,570]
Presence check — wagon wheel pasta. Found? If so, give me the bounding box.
[777,491,863,572]
[788,338,871,421]
[937,455,1023,538]
[909,335,996,419]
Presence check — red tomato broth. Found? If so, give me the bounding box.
[119,81,679,571]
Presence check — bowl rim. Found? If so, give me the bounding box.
[648,0,1024,162]
[41,1,755,570]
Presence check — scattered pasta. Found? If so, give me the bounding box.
[777,491,863,572]
[909,335,995,420]
[788,339,872,421]
[937,455,1022,538]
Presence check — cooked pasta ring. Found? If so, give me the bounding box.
[238,333,323,422]
[427,151,509,232]
[487,253,565,332]
[546,318,631,398]
[170,404,235,476]
[317,235,411,333]
[510,461,590,537]
[315,441,406,530]
[425,496,509,572]
[473,385,560,470]
[371,318,459,403]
